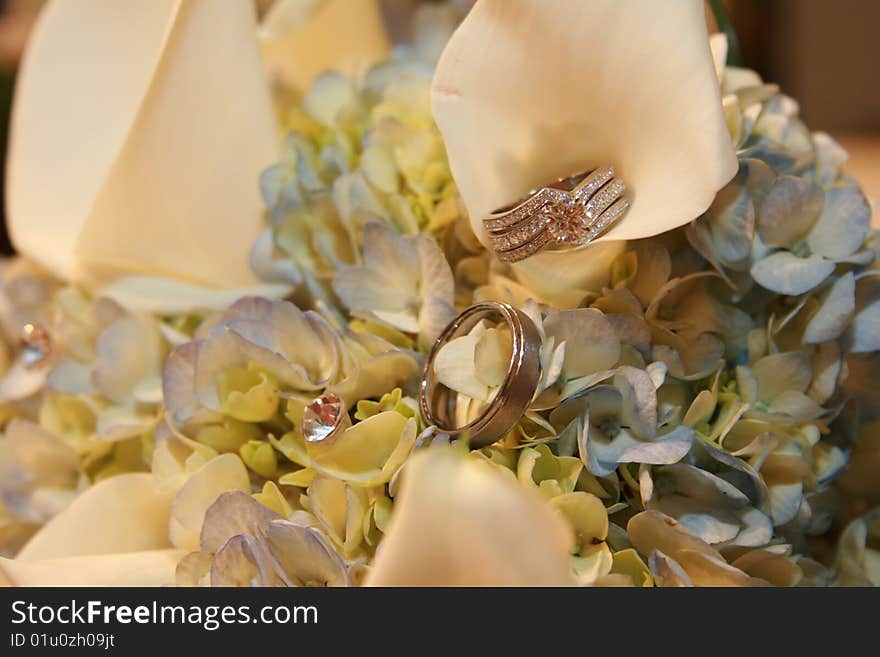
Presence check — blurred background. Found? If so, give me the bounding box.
[0,0,877,254]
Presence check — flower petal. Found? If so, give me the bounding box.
[260,0,389,92]
[9,1,278,294]
[0,549,184,586]
[807,185,871,260]
[169,454,250,551]
[432,0,736,251]
[750,252,835,296]
[366,448,574,586]
[803,273,856,344]
[756,175,823,248]
[17,473,174,560]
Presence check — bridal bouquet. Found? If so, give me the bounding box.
[0,0,877,587]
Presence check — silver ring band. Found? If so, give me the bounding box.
[483,165,630,263]
[419,301,542,449]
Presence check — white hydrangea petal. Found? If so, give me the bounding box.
[474,327,513,389]
[250,228,303,286]
[751,351,812,402]
[199,491,282,553]
[544,308,620,380]
[432,0,736,251]
[169,454,250,551]
[162,342,202,425]
[266,519,349,586]
[750,252,835,296]
[617,426,693,465]
[414,234,456,347]
[803,273,855,344]
[0,355,54,402]
[767,482,803,527]
[91,315,160,403]
[807,186,871,260]
[366,449,574,586]
[848,275,880,353]
[433,334,489,402]
[757,175,823,249]
[212,533,280,587]
[614,366,658,440]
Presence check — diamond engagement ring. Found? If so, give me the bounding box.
[483,165,630,263]
[419,301,542,449]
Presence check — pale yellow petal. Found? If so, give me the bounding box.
[366,448,574,586]
[17,473,174,560]
[0,550,185,587]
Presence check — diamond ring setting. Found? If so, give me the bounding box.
[483,165,630,263]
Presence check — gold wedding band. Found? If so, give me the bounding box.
[419,301,542,448]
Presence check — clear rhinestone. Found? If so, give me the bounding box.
[20,323,52,368]
[302,393,347,443]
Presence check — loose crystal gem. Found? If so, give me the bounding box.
[302,392,347,443]
[20,323,52,368]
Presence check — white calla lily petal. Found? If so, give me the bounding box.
[0,550,185,587]
[17,473,174,561]
[260,0,389,92]
[366,449,574,586]
[432,0,736,265]
[8,0,279,304]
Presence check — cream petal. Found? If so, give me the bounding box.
[100,277,292,315]
[432,0,736,256]
[672,549,766,587]
[8,1,278,296]
[648,549,693,587]
[366,448,574,586]
[310,413,417,486]
[17,473,174,560]
[260,0,389,92]
[0,549,185,587]
[433,334,489,401]
[3,420,78,489]
[627,510,718,561]
[751,351,812,402]
[169,454,251,551]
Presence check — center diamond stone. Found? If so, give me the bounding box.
[544,197,590,245]
[302,393,346,443]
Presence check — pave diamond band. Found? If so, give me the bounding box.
[483,166,630,263]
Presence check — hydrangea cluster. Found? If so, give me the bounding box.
[1,29,879,586]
